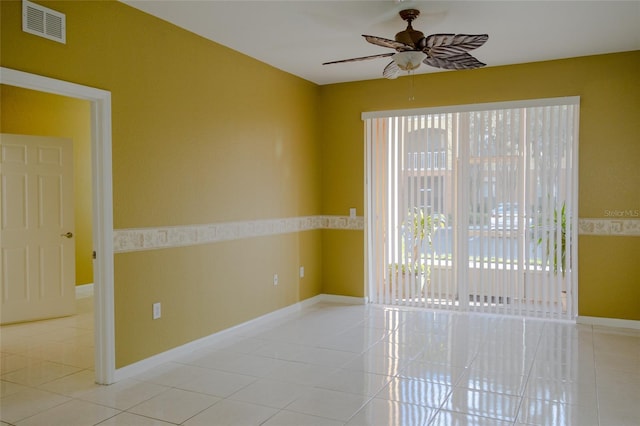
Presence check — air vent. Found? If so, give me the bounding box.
[22,0,66,44]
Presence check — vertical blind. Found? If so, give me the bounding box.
[365,98,579,319]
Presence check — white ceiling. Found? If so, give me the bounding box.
[123,0,640,85]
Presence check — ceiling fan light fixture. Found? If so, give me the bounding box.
[392,51,426,71]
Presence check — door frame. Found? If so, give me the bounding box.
[1,67,115,384]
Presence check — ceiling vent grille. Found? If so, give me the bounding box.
[22,0,66,44]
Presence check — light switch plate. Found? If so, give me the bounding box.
[152,302,161,319]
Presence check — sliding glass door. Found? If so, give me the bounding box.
[365,98,579,319]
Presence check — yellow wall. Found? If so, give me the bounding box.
[0,84,94,285]
[1,0,637,369]
[1,0,322,367]
[319,51,640,320]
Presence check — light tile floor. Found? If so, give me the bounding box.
[1,297,639,425]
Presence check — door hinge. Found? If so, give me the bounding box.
[92,251,96,260]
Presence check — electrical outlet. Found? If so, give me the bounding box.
[299,266,305,278]
[152,302,161,320]
[350,208,356,218]
[273,274,279,286]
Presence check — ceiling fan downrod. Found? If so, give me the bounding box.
[396,9,424,47]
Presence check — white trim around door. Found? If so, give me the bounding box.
[0,67,115,384]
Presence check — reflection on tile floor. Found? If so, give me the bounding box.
[1,297,639,425]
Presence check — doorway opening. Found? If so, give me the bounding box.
[0,67,115,384]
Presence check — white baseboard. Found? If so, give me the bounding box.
[113,293,362,382]
[577,315,640,330]
[75,283,94,299]
[316,294,367,305]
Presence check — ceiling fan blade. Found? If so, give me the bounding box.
[383,61,401,79]
[363,35,413,51]
[323,52,394,65]
[423,34,489,58]
[423,53,486,70]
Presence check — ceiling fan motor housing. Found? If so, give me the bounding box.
[395,28,424,47]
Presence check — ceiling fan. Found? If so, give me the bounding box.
[323,9,488,79]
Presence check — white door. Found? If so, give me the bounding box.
[1,134,75,324]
